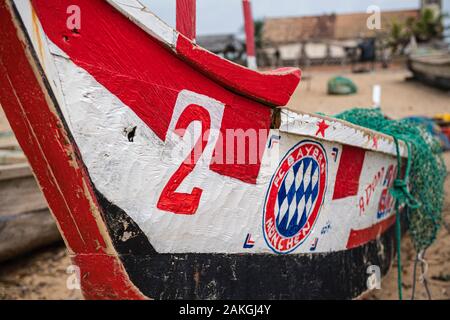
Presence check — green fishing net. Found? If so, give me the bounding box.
[333,107,447,251]
[327,76,358,95]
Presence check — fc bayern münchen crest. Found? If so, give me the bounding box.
[263,140,328,254]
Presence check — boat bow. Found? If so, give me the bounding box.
[0,0,408,300]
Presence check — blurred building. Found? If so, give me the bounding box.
[196,34,245,63]
[262,10,420,67]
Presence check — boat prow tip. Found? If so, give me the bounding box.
[171,32,302,107]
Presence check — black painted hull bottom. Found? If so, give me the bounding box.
[97,190,398,300]
[125,233,395,300]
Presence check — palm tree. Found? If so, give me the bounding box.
[387,20,411,54]
[387,8,446,54]
[254,19,265,49]
[413,8,445,42]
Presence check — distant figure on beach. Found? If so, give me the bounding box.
[274,47,281,67]
[353,38,376,73]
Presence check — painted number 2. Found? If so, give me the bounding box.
[157,104,214,215]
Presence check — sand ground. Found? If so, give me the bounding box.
[0,68,449,300]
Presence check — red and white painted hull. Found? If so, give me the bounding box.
[0,0,407,299]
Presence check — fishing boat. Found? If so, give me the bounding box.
[408,46,450,90]
[0,0,408,299]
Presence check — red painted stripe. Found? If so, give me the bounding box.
[332,145,366,200]
[242,0,256,58]
[346,215,396,249]
[0,1,144,299]
[175,34,301,106]
[73,254,144,300]
[32,0,276,184]
[176,0,196,41]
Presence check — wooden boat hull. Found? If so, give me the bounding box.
[98,185,399,299]
[408,49,450,90]
[0,0,407,299]
[0,158,60,263]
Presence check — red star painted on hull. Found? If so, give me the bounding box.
[315,120,329,137]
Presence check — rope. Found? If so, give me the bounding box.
[390,139,420,210]
[411,253,419,300]
[395,201,403,300]
[411,248,432,300]
[390,138,421,300]
[418,249,432,300]
[332,107,447,300]
[333,108,446,252]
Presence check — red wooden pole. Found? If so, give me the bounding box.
[176,0,196,41]
[242,0,257,69]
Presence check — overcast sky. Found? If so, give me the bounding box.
[141,0,439,35]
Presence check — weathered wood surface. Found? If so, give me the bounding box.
[0,209,61,262]
[0,161,61,262]
[0,150,25,165]
[0,135,16,149]
[0,123,60,264]
[242,0,257,69]
[176,0,196,41]
[0,164,47,216]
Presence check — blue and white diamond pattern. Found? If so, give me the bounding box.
[275,158,320,238]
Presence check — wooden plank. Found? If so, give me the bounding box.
[0,162,59,262]
[0,137,18,150]
[0,165,47,216]
[0,209,61,262]
[0,149,25,165]
[242,0,257,69]
[176,0,196,41]
[0,163,32,181]
[0,158,59,263]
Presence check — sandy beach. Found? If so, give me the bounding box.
[0,67,449,300]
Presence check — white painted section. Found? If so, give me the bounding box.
[247,55,257,70]
[280,110,408,158]
[106,0,178,48]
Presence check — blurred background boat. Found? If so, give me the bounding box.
[408,45,450,90]
[0,133,60,263]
